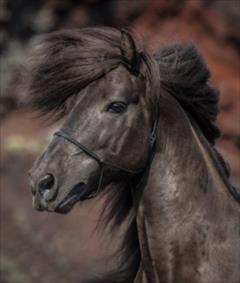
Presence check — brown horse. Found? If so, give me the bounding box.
[27,27,240,283]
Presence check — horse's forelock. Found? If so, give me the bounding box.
[25,27,160,124]
[25,28,123,121]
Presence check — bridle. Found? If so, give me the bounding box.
[54,119,158,201]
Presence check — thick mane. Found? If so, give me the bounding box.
[154,43,235,182]
[25,27,123,120]
[154,43,220,145]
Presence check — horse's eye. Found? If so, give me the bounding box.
[106,102,127,114]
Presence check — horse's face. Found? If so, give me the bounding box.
[29,65,152,213]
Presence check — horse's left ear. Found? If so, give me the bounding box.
[120,29,141,73]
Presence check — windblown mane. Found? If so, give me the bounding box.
[154,43,220,145]
[25,27,159,123]
[25,27,124,121]
[154,43,233,180]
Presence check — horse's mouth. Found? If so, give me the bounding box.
[55,182,90,214]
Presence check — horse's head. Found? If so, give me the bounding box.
[28,28,159,214]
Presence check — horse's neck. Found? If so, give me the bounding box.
[136,94,240,283]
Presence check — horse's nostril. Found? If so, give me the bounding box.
[38,174,55,195]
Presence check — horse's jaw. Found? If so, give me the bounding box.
[32,181,97,214]
[55,182,89,214]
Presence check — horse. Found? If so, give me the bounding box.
[27,27,240,283]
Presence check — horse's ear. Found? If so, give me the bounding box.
[120,29,140,73]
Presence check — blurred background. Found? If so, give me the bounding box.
[0,0,239,282]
